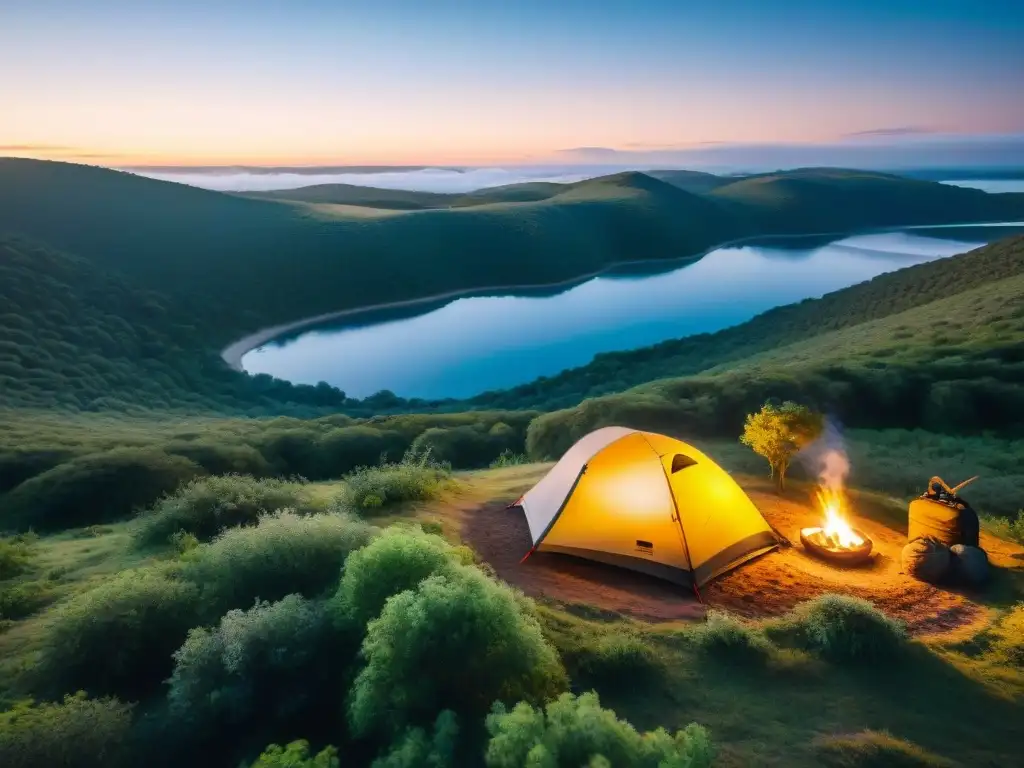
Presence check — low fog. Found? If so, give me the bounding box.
[124,166,615,193]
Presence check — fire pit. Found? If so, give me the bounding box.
[800,488,873,565]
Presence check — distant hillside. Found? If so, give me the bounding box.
[647,169,737,194]
[242,183,459,209]
[708,167,1024,232]
[3,158,1024,417]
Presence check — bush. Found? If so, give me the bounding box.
[688,610,773,663]
[37,566,201,700]
[0,533,37,579]
[576,632,660,690]
[814,730,954,767]
[786,595,907,663]
[4,448,203,531]
[247,740,340,768]
[410,425,521,468]
[135,474,318,546]
[339,449,453,515]
[489,449,530,469]
[331,526,467,627]
[348,565,567,738]
[0,580,56,620]
[167,595,335,731]
[372,710,459,768]
[484,691,714,768]
[182,511,373,615]
[0,692,134,768]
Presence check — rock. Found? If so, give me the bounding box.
[902,537,951,583]
[950,544,990,586]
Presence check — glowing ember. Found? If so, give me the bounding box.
[817,487,864,549]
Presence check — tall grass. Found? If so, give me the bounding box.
[335,448,454,515]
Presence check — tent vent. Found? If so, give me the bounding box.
[635,539,654,555]
[671,454,698,473]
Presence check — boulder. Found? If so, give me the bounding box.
[950,544,990,586]
[902,537,951,583]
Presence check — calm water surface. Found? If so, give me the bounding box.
[242,223,1024,400]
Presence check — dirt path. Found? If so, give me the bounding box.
[447,471,1024,636]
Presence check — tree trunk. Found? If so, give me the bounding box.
[777,461,787,492]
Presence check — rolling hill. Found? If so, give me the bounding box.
[2,157,1024,420]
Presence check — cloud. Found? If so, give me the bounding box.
[843,126,935,138]
[0,144,78,152]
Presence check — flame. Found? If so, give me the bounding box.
[817,487,864,549]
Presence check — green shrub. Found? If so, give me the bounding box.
[331,525,467,626]
[786,594,907,663]
[814,730,954,767]
[167,595,335,731]
[339,449,453,515]
[182,511,373,615]
[165,440,274,477]
[247,740,340,768]
[484,691,714,768]
[4,448,203,531]
[38,566,201,700]
[348,565,567,738]
[410,424,521,468]
[372,710,459,768]
[489,449,530,469]
[576,632,660,690]
[170,530,200,556]
[0,533,37,579]
[0,692,134,768]
[689,609,773,663]
[135,474,317,546]
[0,580,56,620]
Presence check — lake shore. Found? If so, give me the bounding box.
[221,220,1024,372]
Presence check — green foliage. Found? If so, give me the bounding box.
[182,511,374,615]
[167,595,333,731]
[338,449,453,515]
[248,740,340,768]
[3,447,203,531]
[489,449,530,468]
[784,594,908,664]
[371,710,459,768]
[37,566,201,700]
[814,730,955,767]
[410,423,523,468]
[741,401,823,489]
[484,691,714,768]
[0,580,56,621]
[688,609,773,663]
[576,632,661,690]
[331,525,463,627]
[136,474,317,546]
[0,533,37,579]
[170,530,200,556]
[0,691,134,768]
[348,564,567,738]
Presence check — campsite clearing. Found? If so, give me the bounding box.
[408,464,1024,639]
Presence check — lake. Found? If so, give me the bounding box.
[241,223,1024,400]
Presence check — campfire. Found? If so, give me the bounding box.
[800,486,874,565]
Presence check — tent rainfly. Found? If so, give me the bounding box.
[514,427,778,587]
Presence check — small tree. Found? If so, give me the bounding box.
[740,401,822,491]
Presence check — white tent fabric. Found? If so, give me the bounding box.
[520,426,634,542]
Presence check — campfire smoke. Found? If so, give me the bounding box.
[798,417,868,554]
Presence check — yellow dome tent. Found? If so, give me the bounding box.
[515,427,778,587]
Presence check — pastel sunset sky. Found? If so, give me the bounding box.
[2,0,1023,166]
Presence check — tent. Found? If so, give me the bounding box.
[514,427,778,587]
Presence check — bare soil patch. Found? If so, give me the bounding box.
[450,471,1024,636]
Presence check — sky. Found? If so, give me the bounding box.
[2,0,1024,167]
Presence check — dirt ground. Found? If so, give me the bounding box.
[448,470,1024,637]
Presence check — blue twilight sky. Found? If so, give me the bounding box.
[1,0,1023,165]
